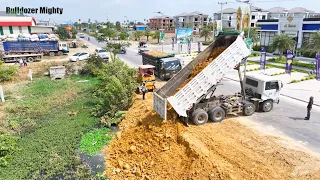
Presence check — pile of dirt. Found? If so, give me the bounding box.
[103,93,320,180]
[174,47,226,94]
[145,50,170,57]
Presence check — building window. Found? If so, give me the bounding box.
[251,23,254,27]
[228,22,231,27]
[9,26,13,34]
[28,26,31,33]
[262,15,266,20]
[229,16,231,20]
[203,18,207,21]
[0,26,3,35]
[163,20,165,22]
[170,20,172,22]
[18,26,22,33]
[251,15,255,19]
[195,18,198,21]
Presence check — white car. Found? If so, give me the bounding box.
[95,48,110,60]
[69,52,89,62]
[79,33,85,38]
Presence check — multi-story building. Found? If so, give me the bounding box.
[213,6,269,29]
[148,15,174,30]
[173,11,209,30]
[257,7,319,49]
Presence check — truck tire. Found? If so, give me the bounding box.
[57,51,63,56]
[27,57,34,62]
[160,74,165,81]
[191,109,208,125]
[260,100,273,112]
[242,103,255,116]
[49,52,55,56]
[208,107,225,122]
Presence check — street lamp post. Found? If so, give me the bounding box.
[218,2,228,32]
[156,11,164,52]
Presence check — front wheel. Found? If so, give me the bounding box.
[57,51,63,56]
[243,103,255,116]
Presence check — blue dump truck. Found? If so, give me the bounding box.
[2,41,69,56]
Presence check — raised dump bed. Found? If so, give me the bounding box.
[153,32,250,120]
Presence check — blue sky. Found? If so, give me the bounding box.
[1,0,318,24]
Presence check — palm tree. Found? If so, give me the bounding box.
[144,29,152,41]
[200,26,211,42]
[133,31,143,40]
[302,31,320,54]
[152,31,161,43]
[270,34,296,60]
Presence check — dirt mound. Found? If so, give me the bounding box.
[103,93,320,180]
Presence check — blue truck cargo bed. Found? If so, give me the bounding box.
[3,41,58,53]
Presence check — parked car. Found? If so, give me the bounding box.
[95,48,110,60]
[79,33,85,38]
[69,52,89,62]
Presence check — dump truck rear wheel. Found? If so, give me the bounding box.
[243,103,255,116]
[191,109,208,125]
[27,57,34,62]
[261,100,273,112]
[49,52,55,56]
[208,107,225,122]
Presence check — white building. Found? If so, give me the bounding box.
[213,6,269,29]
[173,11,209,31]
[0,11,54,36]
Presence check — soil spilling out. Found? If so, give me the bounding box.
[103,93,320,180]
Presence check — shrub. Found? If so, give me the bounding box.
[291,80,298,83]
[202,41,213,46]
[0,66,18,82]
[0,132,20,167]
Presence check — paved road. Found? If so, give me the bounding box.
[82,35,320,153]
[216,77,320,153]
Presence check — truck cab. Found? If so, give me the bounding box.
[58,42,69,53]
[159,57,182,80]
[243,73,283,112]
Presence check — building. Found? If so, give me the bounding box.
[257,14,320,49]
[149,15,174,30]
[0,11,54,36]
[134,25,147,31]
[214,6,269,29]
[173,11,209,30]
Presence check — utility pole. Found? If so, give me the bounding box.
[218,2,228,32]
[155,11,165,52]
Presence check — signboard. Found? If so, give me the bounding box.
[316,53,320,81]
[176,28,193,44]
[160,32,165,40]
[245,38,253,49]
[283,31,298,37]
[260,47,266,70]
[285,50,293,74]
[198,41,201,53]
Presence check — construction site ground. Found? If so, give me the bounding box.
[104,83,320,180]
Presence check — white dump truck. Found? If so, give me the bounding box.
[153,31,283,125]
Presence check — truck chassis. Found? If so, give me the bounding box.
[2,54,43,63]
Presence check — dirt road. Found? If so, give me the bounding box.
[104,92,320,180]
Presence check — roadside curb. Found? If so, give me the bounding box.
[223,77,320,107]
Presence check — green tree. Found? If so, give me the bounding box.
[86,56,137,121]
[115,21,121,31]
[302,31,320,54]
[71,27,78,39]
[152,31,161,43]
[243,27,259,43]
[144,29,152,41]
[119,31,129,40]
[270,34,296,60]
[200,26,211,42]
[133,31,143,40]
[55,26,70,40]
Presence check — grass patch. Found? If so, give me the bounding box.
[0,75,102,179]
[268,58,315,69]
[247,60,308,73]
[79,128,113,156]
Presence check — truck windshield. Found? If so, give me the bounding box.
[163,60,181,70]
